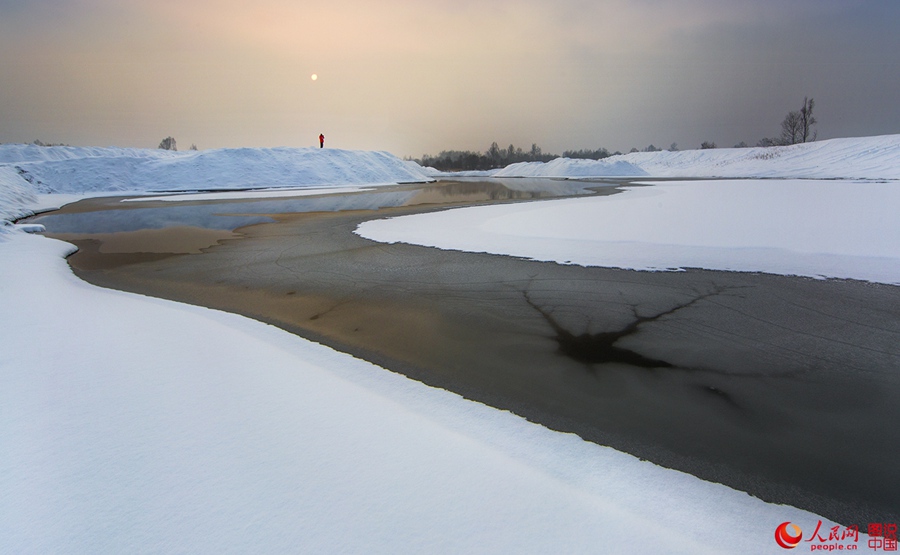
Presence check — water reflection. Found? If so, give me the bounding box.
[31,179,611,234]
[32,206,275,234]
[33,189,417,233]
[491,177,604,196]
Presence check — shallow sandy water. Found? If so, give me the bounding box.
[36,180,900,526]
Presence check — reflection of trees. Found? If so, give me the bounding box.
[437,181,541,201]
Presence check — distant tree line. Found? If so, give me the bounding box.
[30,139,70,147]
[419,142,642,171]
[418,142,557,171]
[562,147,618,159]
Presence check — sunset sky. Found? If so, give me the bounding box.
[1,0,898,157]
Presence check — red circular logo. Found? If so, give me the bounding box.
[775,522,803,549]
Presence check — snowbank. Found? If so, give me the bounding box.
[624,134,900,179]
[488,135,900,179]
[395,136,900,283]
[0,144,433,195]
[0,233,824,553]
[495,157,647,178]
[0,166,39,236]
[0,144,434,236]
[357,179,900,285]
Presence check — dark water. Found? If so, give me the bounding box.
[34,178,900,527]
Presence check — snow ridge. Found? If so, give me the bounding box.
[0,145,433,195]
[493,134,900,179]
[495,157,647,178]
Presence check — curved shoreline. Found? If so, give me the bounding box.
[45,181,900,526]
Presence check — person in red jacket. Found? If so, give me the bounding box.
[319,134,325,148]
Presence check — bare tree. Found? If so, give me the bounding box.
[779,97,817,145]
[799,97,817,143]
[780,111,803,145]
[158,136,177,151]
[700,141,717,149]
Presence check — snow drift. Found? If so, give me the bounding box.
[0,166,39,235]
[0,144,433,195]
[494,157,647,178]
[492,134,900,179]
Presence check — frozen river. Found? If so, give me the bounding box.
[31,178,900,526]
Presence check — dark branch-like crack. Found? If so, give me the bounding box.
[524,287,724,369]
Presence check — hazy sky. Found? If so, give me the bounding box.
[1,0,898,156]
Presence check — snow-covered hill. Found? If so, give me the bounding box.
[0,144,433,196]
[492,134,900,179]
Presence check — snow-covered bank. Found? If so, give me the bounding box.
[0,232,823,553]
[625,134,900,179]
[0,144,433,195]
[482,135,900,179]
[0,166,40,234]
[376,135,900,284]
[357,179,900,285]
[495,157,647,178]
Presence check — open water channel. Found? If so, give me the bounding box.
[28,178,900,526]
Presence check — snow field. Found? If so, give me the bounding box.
[357,179,900,285]
[0,234,821,553]
[2,138,898,551]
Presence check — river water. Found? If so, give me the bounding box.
[30,178,900,526]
